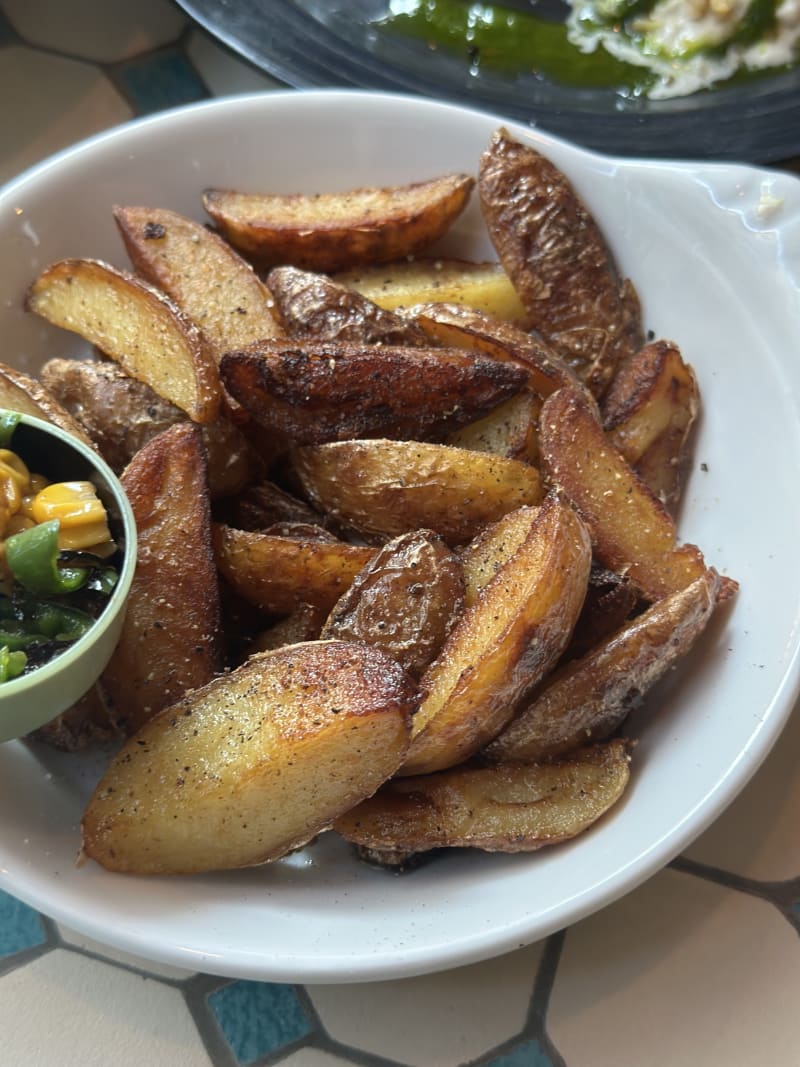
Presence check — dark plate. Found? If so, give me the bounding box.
[177,0,800,163]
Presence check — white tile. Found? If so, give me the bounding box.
[0,948,212,1066]
[684,703,800,880]
[307,942,545,1066]
[3,0,186,62]
[1,45,132,185]
[57,923,196,981]
[186,28,284,96]
[548,868,800,1067]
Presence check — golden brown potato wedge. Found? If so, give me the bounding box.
[446,390,541,464]
[321,529,465,678]
[218,478,324,532]
[293,439,543,545]
[26,258,221,423]
[220,340,529,446]
[479,128,643,396]
[459,504,543,608]
[248,603,328,654]
[83,640,418,875]
[203,173,475,272]
[483,569,722,764]
[0,361,97,449]
[113,205,283,356]
[212,522,376,615]
[334,257,529,325]
[100,424,222,735]
[40,358,253,498]
[602,340,700,509]
[410,301,591,403]
[335,739,631,853]
[266,265,428,345]
[539,388,707,602]
[400,496,591,775]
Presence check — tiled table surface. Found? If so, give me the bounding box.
[2,3,800,1065]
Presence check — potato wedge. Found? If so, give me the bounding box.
[40,358,253,498]
[26,258,221,423]
[248,603,328,654]
[83,640,418,875]
[100,424,222,735]
[602,340,700,509]
[293,439,543,545]
[321,530,465,678]
[400,496,591,775]
[0,361,97,449]
[220,341,529,446]
[28,685,118,751]
[334,257,529,325]
[411,301,591,403]
[203,174,474,272]
[335,740,631,853]
[539,388,707,602]
[266,265,428,345]
[113,205,283,356]
[218,478,324,532]
[479,128,643,396]
[562,565,638,662]
[483,569,722,764]
[446,390,541,464]
[212,523,375,615]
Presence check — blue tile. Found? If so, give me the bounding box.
[0,890,46,957]
[485,1039,555,1067]
[208,980,313,1064]
[114,48,208,116]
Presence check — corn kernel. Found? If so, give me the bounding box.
[31,480,108,528]
[0,451,31,492]
[57,520,113,552]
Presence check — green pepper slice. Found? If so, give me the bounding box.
[0,645,26,682]
[0,411,21,448]
[5,520,88,596]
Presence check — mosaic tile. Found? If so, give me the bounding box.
[1,0,185,62]
[684,704,800,881]
[0,890,46,957]
[186,29,284,96]
[308,942,545,1066]
[57,923,196,981]
[547,867,800,1066]
[208,980,313,1064]
[0,948,212,1065]
[113,47,208,116]
[1,44,132,184]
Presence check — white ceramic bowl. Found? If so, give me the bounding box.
[0,90,799,983]
[0,413,136,742]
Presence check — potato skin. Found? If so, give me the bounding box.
[0,360,97,450]
[321,530,465,678]
[203,173,475,272]
[479,128,643,396]
[100,423,222,735]
[41,358,253,498]
[335,740,631,853]
[220,341,529,446]
[83,641,418,875]
[293,439,543,545]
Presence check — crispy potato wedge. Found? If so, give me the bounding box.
[334,257,529,324]
[562,564,638,662]
[602,340,700,509]
[212,522,375,615]
[459,505,543,608]
[203,173,475,272]
[26,258,221,423]
[248,603,328,654]
[83,640,418,875]
[113,205,283,356]
[220,340,529,446]
[218,478,324,532]
[400,497,591,775]
[540,388,707,602]
[0,361,97,449]
[335,739,631,853]
[321,530,465,678]
[293,439,543,545]
[100,424,222,735]
[40,358,253,498]
[410,301,591,403]
[483,569,722,764]
[266,265,428,345]
[479,128,643,396]
[28,685,118,751]
[446,390,541,464]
